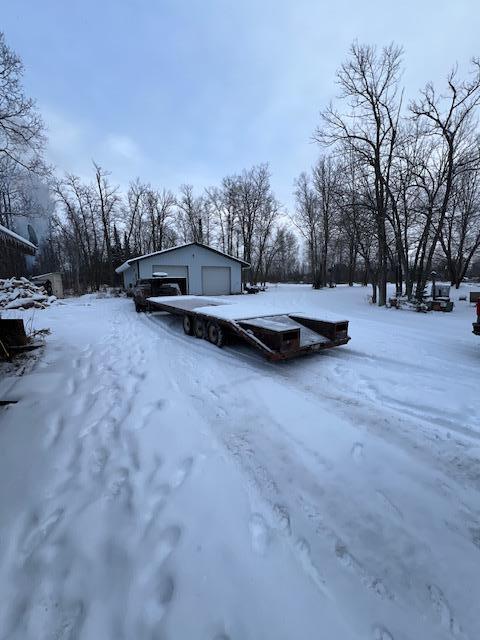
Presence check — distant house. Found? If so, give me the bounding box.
[0,224,37,277]
[115,242,249,296]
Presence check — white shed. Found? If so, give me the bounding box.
[31,272,64,298]
[115,242,249,296]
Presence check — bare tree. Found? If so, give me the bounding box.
[440,168,480,287]
[94,163,119,285]
[123,179,147,254]
[312,156,339,286]
[410,59,480,296]
[205,177,238,255]
[0,32,46,176]
[293,172,320,287]
[315,43,403,305]
[146,187,176,251]
[176,184,205,243]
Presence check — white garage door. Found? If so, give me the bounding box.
[152,264,188,279]
[202,266,231,295]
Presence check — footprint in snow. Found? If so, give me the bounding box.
[470,527,480,549]
[21,507,65,557]
[51,600,85,640]
[140,400,166,427]
[428,584,464,638]
[139,573,175,637]
[295,537,326,592]
[351,442,364,462]
[89,446,109,477]
[335,541,393,600]
[65,377,76,397]
[273,503,291,534]
[155,573,175,606]
[143,485,171,538]
[107,468,133,510]
[46,414,65,448]
[373,626,394,640]
[171,457,194,489]
[146,454,163,487]
[249,514,269,555]
[157,526,182,565]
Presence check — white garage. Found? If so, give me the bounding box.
[116,242,249,296]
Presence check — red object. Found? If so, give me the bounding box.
[477,299,480,319]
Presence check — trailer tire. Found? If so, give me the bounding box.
[183,315,193,335]
[207,321,224,347]
[193,317,206,339]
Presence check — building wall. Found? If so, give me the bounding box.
[124,245,243,294]
[0,242,27,278]
[123,265,138,291]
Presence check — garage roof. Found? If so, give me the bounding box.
[115,241,250,274]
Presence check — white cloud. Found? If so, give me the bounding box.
[39,105,146,189]
[42,106,86,158]
[105,134,142,163]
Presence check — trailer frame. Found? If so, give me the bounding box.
[146,296,350,361]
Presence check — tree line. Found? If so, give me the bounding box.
[40,163,301,291]
[1,32,480,303]
[297,44,480,304]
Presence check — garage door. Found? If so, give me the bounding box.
[152,264,188,279]
[202,266,231,295]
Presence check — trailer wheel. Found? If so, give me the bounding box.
[183,315,193,335]
[193,317,206,339]
[207,321,224,347]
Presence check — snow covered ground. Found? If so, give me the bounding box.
[0,284,479,640]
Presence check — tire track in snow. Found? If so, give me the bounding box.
[141,308,402,616]
[126,302,477,638]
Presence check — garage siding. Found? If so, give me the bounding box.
[202,266,231,295]
[151,264,189,279]
[123,266,137,290]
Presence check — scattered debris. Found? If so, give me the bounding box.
[95,286,124,299]
[0,277,57,310]
[388,297,428,312]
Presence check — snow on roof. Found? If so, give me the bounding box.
[32,272,61,280]
[115,242,250,274]
[0,223,36,252]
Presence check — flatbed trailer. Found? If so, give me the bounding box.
[146,295,350,361]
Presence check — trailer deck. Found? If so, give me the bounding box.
[146,295,350,361]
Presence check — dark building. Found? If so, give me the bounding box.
[0,224,37,277]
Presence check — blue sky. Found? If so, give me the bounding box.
[3,0,479,210]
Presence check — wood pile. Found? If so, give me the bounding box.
[0,277,57,310]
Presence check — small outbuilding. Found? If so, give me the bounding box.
[31,272,64,298]
[115,242,249,296]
